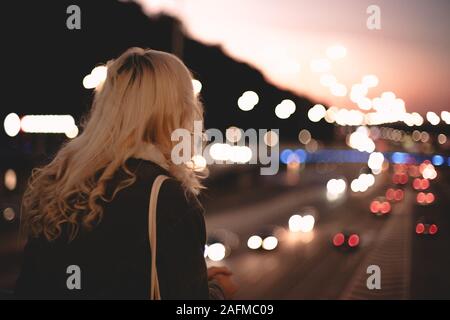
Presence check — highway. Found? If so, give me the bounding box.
[204,163,450,299]
[1,161,449,299]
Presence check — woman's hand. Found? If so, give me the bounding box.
[207,266,232,280]
[208,266,238,299]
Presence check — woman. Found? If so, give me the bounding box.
[15,47,236,299]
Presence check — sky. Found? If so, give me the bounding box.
[132,0,450,114]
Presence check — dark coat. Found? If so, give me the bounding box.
[15,158,211,299]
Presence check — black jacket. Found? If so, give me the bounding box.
[15,158,212,299]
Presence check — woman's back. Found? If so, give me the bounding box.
[16,159,209,299]
[17,47,235,300]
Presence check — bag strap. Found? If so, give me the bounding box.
[148,174,169,300]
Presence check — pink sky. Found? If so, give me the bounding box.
[133,0,450,113]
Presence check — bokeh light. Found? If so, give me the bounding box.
[3,113,21,137]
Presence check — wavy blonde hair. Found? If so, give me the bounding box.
[22,47,205,241]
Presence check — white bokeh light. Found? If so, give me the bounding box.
[263,130,279,147]
[362,74,379,88]
[192,79,202,95]
[4,169,17,191]
[262,236,278,250]
[275,99,296,119]
[310,58,331,73]
[207,243,226,261]
[247,235,263,250]
[4,113,21,137]
[426,112,440,125]
[83,65,108,89]
[326,45,347,60]
[308,104,326,122]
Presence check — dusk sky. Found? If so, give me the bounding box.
[133,0,450,114]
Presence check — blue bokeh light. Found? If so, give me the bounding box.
[280,149,293,164]
[294,149,307,163]
[432,155,444,166]
[392,152,408,164]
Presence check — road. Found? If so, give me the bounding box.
[204,163,450,299]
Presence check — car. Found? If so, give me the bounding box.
[415,218,438,236]
[332,231,360,250]
[247,226,280,251]
[385,188,404,202]
[370,196,392,216]
[416,192,435,206]
[288,210,316,233]
[392,173,408,185]
[412,178,430,191]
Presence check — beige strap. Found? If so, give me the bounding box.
[148,175,169,300]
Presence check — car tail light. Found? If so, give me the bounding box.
[416,223,425,234]
[370,201,380,213]
[417,192,426,204]
[393,174,399,184]
[413,178,421,190]
[408,165,420,177]
[394,190,404,201]
[429,224,438,235]
[348,234,360,247]
[399,174,408,185]
[425,193,435,204]
[386,189,395,201]
[380,202,391,214]
[333,233,345,247]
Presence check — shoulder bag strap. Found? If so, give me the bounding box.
[148,174,169,300]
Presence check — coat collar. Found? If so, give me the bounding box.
[133,143,170,170]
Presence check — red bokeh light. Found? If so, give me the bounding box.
[413,178,421,190]
[416,223,425,234]
[394,173,408,185]
[394,190,404,201]
[333,233,345,247]
[348,234,360,247]
[386,188,395,200]
[381,202,391,214]
[413,178,430,191]
[417,192,426,203]
[425,193,435,204]
[370,201,380,213]
[399,174,408,185]
[393,174,400,185]
[429,224,438,235]
[408,165,420,177]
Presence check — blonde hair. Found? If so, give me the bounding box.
[22,47,205,241]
